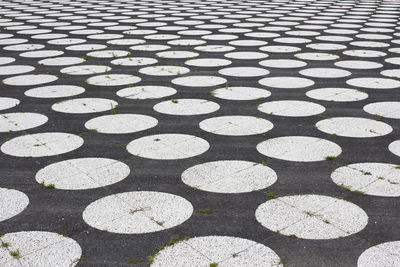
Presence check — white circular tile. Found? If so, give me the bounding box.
[117,86,176,100]
[386,57,400,65]
[185,58,231,67]
[211,86,271,101]
[300,68,351,78]
[381,69,400,79]
[38,57,84,66]
[19,50,63,58]
[200,116,273,136]
[0,231,82,267]
[145,34,180,41]
[60,65,111,75]
[172,76,227,87]
[307,43,347,50]
[127,134,209,160]
[229,40,267,46]
[346,78,400,89]
[0,39,27,46]
[83,191,193,233]
[71,29,103,35]
[332,163,400,197]
[87,50,129,58]
[389,140,400,158]
[343,50,386,58]
[202,34,238,41]
[66,44,107,51]
[0,65,34,75]
[1,132,83,157]
[306,88,368,102]
[194,45,235,52]
[154,99,219,116]
[316,117,392,138]
[130,45,170,51]
[48,38,85,45]
[85,114,158,134]
[274,37,311,44]
[218,67,269,77]
[255,194,368,239]
[295,52,339,61]
[260,45,301,53]
[0,188,29,222]
[334,60,382,69]
[156,51,199,59]
[151,236,282,267]
[259,77,314,89]
[139,66,190,76]
[351,41,389,48]
[0,97,20,110]
[86,74,141,86]
[3,44,44,51]
[324,29,358,35]
[108,39,145,46]
[182,160,277,193]
[36,158,130,190]
[259,59,306,68]
[0,113,47,132]
[25,85,84,98]
[52,98,118,114]
[247,32,281,39]
[111,57,157,66]
[3,74,57,86]
[358,241,400,267]
[224,51,268,60]
[257,136,341,162]
[258,100,325,117]
[363,102,400,119]
[0,57,15,65]
[88,34,123,40]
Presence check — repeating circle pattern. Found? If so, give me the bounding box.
[0,0,399,265]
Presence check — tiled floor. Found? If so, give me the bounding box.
[0,0,399,266]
